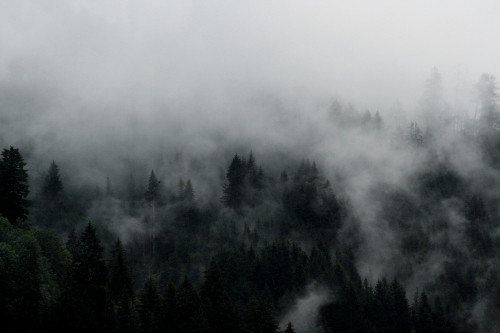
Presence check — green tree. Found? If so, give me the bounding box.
[176,277,208,333]
[138,278,161,333]
[201,260,240,333]
[245,299,278,333]
[476,73,500,164]
[0,217,44,332]
[222,154,245,209]
[109,239,132,302]
[59,223,108,333]
[161,282,178,333]
[0,146,30,223]
[42,161,63,198]
[108,240,135,332]
[416,291,433,333]
[145,170,161,203]
[184,179,195,201]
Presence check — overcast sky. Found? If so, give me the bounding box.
[1,0,499,116]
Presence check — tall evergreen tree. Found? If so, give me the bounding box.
[109,239,132,303]
[178,178,185,200]
[417,291,433,333]
[476,73,500,164]
[66,228,79,257]
[138,278,161,333]
[201,259,240,333]
[145,170,161,203]
[184,179,194,201]
[0,146,29,223]
[42,161,63,198]
[245,299,278,333]
[176,277,208,333]
[222,154,245,209]
[60,223,108,333]
[161,282,178,333]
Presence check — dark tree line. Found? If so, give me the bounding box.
[2,90,500,333]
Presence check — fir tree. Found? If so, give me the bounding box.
[66,228,79,257]
[201,259,240,333]
[245,299,278,333]
[138,278,161,333]
[0,146,30,223]
[176,277,208,333]
[59,223,108,333]
[178,178,185,200]
[109,239,132,303]
[184,179,194,201]
[42,161,63,198]
[222,154,245,209]
[145,170,161,203]
[160,282,178,333]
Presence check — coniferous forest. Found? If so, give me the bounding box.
[2,2,500,333]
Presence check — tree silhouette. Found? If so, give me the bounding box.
[0,146,29,223]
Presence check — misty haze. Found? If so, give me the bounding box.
[1,1,500,333]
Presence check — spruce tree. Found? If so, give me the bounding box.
[184,179,194,201]
[66,228,79,257]
[62,223,108,333]
[161,282,178,333]
[0,146,29,223]
[42,161,63,198]
[145,170,161,203]
[222,154,245,209]
[178,178,185,200]
[138,278,161,333]
[109,239,132,303]
[176,277,208,333]
[201,259,240,333]
[245,299,278,333]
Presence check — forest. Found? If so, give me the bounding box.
[1,70,500,333]
[2,1,500,332]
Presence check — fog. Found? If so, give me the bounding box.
[1,1,500,332]
[1,1,499,183]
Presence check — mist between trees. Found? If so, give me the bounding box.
[1,67,500,332]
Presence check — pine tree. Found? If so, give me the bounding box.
[66,228,79,257]
[408,122,424,146]
[176,277,208,333]
[58,223,108,333]
[222,154,245,209]
[109,239,132,303]
[245,299,278,333]
[145,170,161,203]
[388,279,411,333]
[417,291,433,333]
[42,161,63,198]
[138,278,161,333]
[0,146,30,223]
[184,179,194,201]
[0,218,43,332]
[201,259,240,333]
[178,178,185,200]
[160,282,178,333]
[476,73,500,164]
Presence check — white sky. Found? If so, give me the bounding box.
[1,0,499,113]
